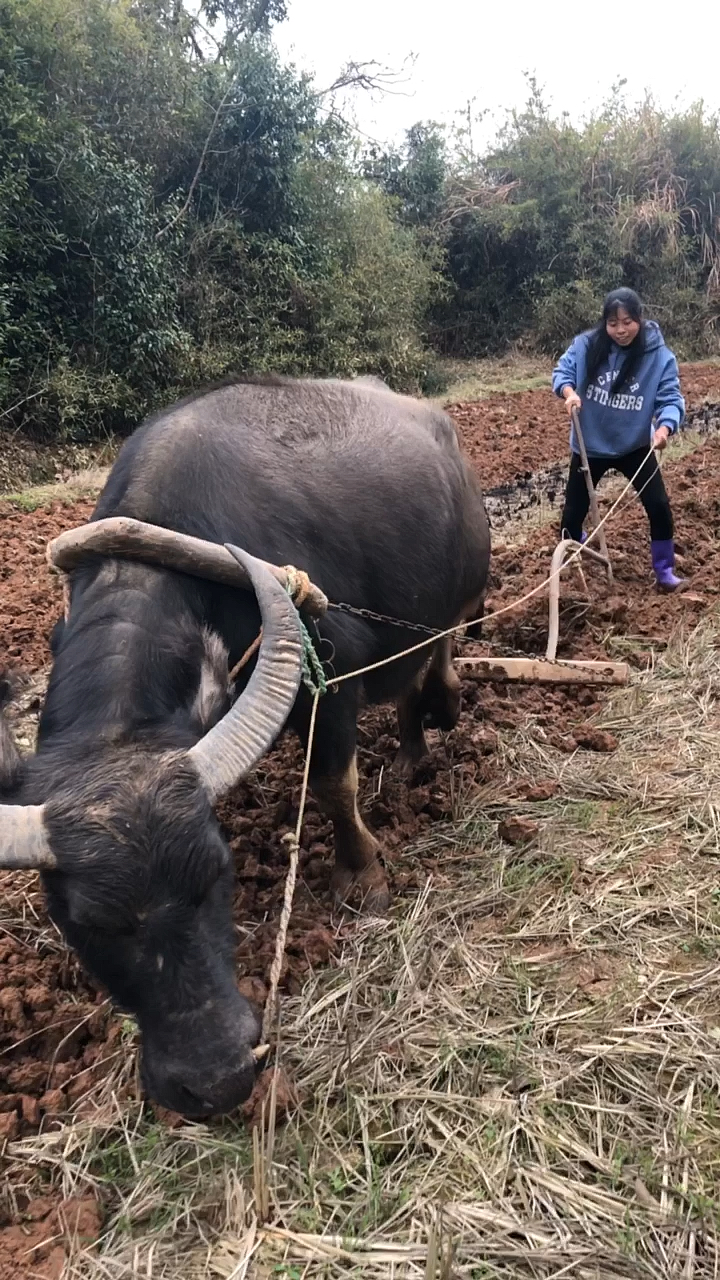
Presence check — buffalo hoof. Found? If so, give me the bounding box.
[394,737,429,778]
[416,668,461,733]
[330,863,390,914]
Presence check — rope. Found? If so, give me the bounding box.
[229,630,263,682]
[61,575,71,624]
[298,616,327,697]
[227,567,328,695]
[282,566,327,694]
[261,689,321,1042]
[324,444,659,690]
[239,447,667,1046]
[239,575,327,1043]
[282,565,312,610]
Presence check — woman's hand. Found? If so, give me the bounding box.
[562,387,582,417]
[654,425,671,451]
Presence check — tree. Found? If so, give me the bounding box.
[406,85,720,356]
[366,122,448,228]
[0,0,439,439]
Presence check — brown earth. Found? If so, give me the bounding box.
[448,359,720,489]
[0,1196,103,1280]
[485,451,720,668]
[0,502,95,672]
[0,360,719,1265]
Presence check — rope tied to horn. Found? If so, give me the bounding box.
[283,567,328,699]
[228,566,327,696]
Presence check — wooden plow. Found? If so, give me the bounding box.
[456,408,627,687]
[545,407,614,664]
[546,537,611,661]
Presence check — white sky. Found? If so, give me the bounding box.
[274,0,720,148]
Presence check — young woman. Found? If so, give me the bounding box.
[552,288,686,590]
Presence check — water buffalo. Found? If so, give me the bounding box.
[0,376,490,1117]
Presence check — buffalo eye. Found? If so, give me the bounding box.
[60,881,139,936]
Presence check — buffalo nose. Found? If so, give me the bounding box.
[172,1080,215,1117]
[147,1054,258,1118]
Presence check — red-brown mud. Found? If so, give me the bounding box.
[0,1196,103,1280]
[448,360,720,489]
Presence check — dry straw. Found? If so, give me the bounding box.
[4,611,720,1278]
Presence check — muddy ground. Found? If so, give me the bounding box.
[448,360,720,490]
[1,363,720,1274]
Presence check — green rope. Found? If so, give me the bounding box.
[285,568,327,698]
[299,616,328,697]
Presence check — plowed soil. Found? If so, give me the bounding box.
[448,360,720,490]
[1,361,719,1270]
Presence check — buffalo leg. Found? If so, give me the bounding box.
[395,667,428,775]
[417,634,461,729]
[395,635,461,774]
[293,684,389,913]
[312,754,389,912]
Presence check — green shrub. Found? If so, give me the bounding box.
[377,90,720,360]
[0,0,440,438]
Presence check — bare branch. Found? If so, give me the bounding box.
[437,177,520,229]
[0,387,48,424]
[315,56,416,102]
[155,82,236,240]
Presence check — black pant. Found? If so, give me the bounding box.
[560,448,673,542]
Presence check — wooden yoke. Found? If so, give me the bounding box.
[47,517,329,617]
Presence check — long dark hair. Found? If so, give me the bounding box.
[583,288,646,396]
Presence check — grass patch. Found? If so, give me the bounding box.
[431,353,551,405]
[1,468,110,512]
[8,616,720,1277]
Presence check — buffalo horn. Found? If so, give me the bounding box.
[47,518,329,616]
[188,547,304,801]
[0,805,57,870]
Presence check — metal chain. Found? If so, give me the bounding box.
[328,600,450,637]
[327,600,588,668]
[329,600,506,651]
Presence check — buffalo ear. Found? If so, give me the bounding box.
[0,685,24,795]
[49,617,66,656]
[189,629,233,735]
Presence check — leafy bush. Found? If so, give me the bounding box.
[0,0,439,439]
[374,88,720,359]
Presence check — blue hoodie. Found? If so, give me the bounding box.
[552,321,685,458]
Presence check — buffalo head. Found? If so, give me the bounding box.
[0,550,304,1117]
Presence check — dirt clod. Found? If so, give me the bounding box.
[522,781,559,801]
[237,976,269,1008]
[498,816,540,845]
[242,1065,299,1128]
[0,1196,102,1280]
[0,1112,18,1142]
[574,727,619,753]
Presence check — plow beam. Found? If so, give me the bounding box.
[457,655,628,686]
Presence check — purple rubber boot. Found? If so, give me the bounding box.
[651,539,686,591]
